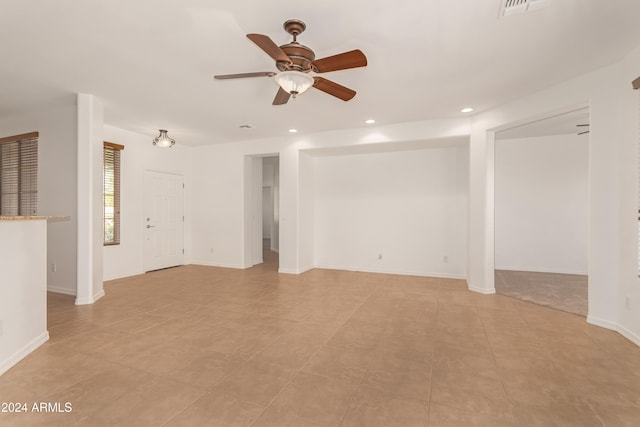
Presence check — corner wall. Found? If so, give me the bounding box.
[76,94,104,304]
[617,45,640,345]
[102,125,193,281]
[0,101,78,296]
[0,220,48,376]
[470,43,640,344]
[298,151,315,273]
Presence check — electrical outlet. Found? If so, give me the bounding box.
[210,248,215,254]
[626,296,632,309]
[377,253,382,260]
[51,263,57,273]
[443,256,449,263]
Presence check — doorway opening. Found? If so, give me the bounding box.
[244,155,280,272]
[493,107,589,316]
[261,156,280,271]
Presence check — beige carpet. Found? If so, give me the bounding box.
[495,270,588,317]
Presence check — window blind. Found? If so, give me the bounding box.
[0,132,38,216]
[104,141,123,245]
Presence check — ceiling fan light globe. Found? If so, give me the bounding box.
[275,71,314,96]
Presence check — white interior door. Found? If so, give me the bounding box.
[143,170,184,272]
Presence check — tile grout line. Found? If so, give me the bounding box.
[245,302,357,427]
[336,294,390,427]
[584,399,607,427]
[425,293,441,427]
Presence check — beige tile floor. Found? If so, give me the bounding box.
[1,250,639,426]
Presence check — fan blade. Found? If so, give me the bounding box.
[247,34,291,63]
[214,72,275,80]
[312,49,367,73]
[313,77,356,101]
[272,87,291,105]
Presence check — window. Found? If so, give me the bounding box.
[103,141,124,245]
[0,132,38,216]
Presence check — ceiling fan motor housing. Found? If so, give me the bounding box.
[277,42,315,72]
[277,19,315,72]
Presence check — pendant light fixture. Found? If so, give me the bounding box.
[153,129,175,148]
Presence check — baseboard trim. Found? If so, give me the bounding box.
[586,316,640,348]
[0,331,49,376]
[75,289,105,306]
[586,315,618,331]
[278,268,299,275]
[495,267,588,276]
[94,289,105,302]
[314,264,467,280]
[190,260,246,270]
[47,285,76,296]
[617,323,640,347]
[297,265,315,274]
[468,285,496,295]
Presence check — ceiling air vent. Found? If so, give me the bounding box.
[501,0,550,17]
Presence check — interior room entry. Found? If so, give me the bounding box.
[244,155,280,269]
[262,156,279,254]
[493,108,589,315]
[143,170,184,272]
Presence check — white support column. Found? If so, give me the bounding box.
[467,124,496,294]
[76,93,105,305]
[278,146,299,274]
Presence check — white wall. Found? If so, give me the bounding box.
[299,151,315,272]
[189,120,470,274]
[190,143,246,268]
[0,101,78,296]
[102,125,192,281]
[313,146,468,278]
[495,134,589,274]
[616,44,640,346]
[469,43,640,345]
[0,220,48,375]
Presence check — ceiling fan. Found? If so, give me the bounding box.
[214,19,367,105]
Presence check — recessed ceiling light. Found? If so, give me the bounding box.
[461,107,474,113]
[288,128,298,133]
[365,119,376,124]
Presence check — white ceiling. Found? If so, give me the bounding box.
[1,0,639,146]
